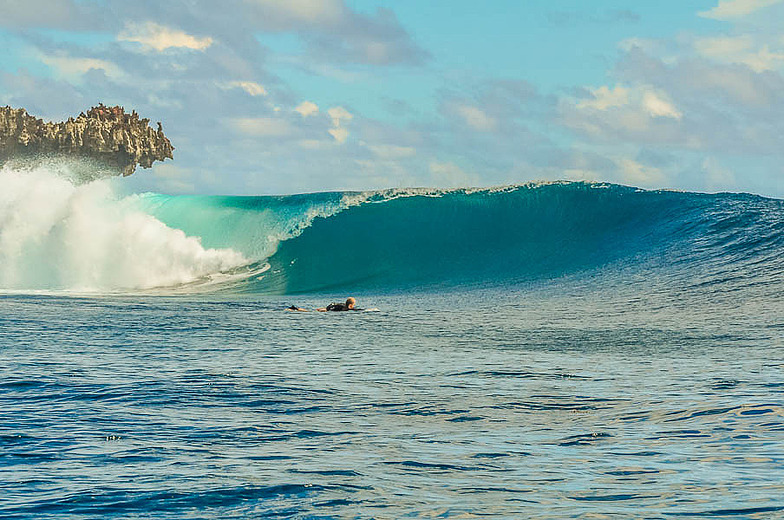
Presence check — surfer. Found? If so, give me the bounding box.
[286,297,358,312]
[318,297,357,312]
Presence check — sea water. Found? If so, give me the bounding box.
[1,163,783,518]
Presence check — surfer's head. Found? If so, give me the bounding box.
[346,297,356,309]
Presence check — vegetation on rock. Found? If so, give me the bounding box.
[0,104,174,176]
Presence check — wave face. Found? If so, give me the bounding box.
[256,185,783,295]
[1,162,782,294]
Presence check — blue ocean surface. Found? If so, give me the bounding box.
[1,163,783,518]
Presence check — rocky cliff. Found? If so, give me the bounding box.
[0,104,174,176]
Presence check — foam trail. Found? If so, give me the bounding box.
[0,163,248,291]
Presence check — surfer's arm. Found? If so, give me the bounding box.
[316,307,327,312]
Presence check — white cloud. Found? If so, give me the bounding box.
[616,158,666,187]
[295,101,319,117]
[695,36,784,72]
[230,117,293,137]
[328,127,349,144]
[578,85,630,110]
[741,45,784,71]
[327,106,352,143]
[119,22,213,52]
[699,0,783,20]
[642,91,682,119]
[573,84,682,122]
[327,106,352,126]
[219,81,267,96]
[695,35,754,56]
[38,54,122,82]
[455,105,497,131]
[367,144,416,159]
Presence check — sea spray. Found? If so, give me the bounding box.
[0,163,247,291]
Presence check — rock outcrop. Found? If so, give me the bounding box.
[0,104,174,176]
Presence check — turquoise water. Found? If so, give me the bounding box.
[1,165,783,517]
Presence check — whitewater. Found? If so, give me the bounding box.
[1,161,782,518]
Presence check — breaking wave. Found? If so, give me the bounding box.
[0,163,248,292]
[1,161,782,295]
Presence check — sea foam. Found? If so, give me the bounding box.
[0,163,247,291]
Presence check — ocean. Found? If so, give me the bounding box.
[1,163,783,518]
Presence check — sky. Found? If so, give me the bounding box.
[1,0,783,196]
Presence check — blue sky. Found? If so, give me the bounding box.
[1,0,783,196]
